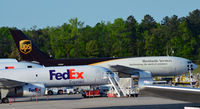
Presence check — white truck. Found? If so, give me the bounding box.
[45,87,75,95]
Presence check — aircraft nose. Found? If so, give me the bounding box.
[187,61,198,70]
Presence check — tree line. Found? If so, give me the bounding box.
[0,9,200,61]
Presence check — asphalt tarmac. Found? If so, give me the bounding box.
[0,94,200,109]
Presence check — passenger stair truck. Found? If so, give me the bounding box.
[119,78,139,97]
[108,74,126,97]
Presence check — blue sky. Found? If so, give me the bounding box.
[0,0,199,29]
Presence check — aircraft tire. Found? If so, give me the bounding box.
[2,98,9,103]
[57,90,63,95]
[47,90,53,95]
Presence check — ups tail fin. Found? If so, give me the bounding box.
[10,29,52,62]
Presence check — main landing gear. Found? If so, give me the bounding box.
[0,89,9,103]
[0,98,9,103]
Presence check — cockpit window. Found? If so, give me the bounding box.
[187,61,192,64]
[27,66,32,68]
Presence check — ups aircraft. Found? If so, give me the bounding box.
[10,30,197,77]
[10,30,120,66]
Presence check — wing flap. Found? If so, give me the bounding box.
[110,65,141,75]
[0,78,25,88]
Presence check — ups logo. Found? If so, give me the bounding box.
[19,40,32,54]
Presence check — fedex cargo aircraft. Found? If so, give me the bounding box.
[10,30,197,77]
[0,65,113,103]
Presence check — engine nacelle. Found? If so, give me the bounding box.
[138,71,153,89]
[15,83,45,97]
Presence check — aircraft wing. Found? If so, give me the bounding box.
[110,65,142,75]
[141,85,200,103]
[0,78,25,88]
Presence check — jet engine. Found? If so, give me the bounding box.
[15,83,45,97]
[138,71,153,89]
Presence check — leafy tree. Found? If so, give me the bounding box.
[126,15,138,56]
[86,40,99,57]
[0,9,200,61]
[0,27,18,58]
[187,9,200,37]
[140,14,157,34]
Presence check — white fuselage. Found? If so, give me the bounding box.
[0,59,43,69]
[0,66,111,87]
[91,56,197,76]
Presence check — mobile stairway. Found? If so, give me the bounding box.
[108,76,126,97]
